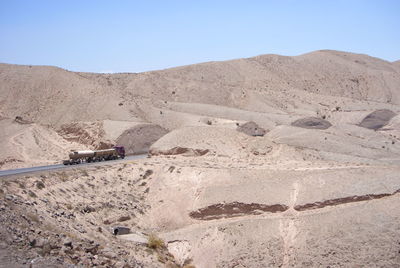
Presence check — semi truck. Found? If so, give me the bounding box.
[63,146,125,165]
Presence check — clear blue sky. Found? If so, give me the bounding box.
[0,0,399,73]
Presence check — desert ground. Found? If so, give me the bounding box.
[1,50,400,267]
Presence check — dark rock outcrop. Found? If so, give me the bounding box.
[291,117,332,130]
[358,109,396,130]
[116,124,168,155]
[237,121,266,136]
[189,202,289,220]
[149,147,209,156]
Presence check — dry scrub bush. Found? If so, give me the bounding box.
[157,254,167,263]
[28,190,37,198]
[58,171,68,182]
[17,181,26,189]
[26,212,40,223]
[147,234,165,250]
[36,181,45,189]
[143,169,153,180]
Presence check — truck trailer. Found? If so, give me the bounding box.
[63,146,125,165]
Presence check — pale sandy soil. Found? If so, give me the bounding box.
[1,153,399,267]
[1,50,400,267]
[1,49,400,169]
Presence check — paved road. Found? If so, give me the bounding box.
[0,154,148,177]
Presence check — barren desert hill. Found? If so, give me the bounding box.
[393,59,400,70]
[1,51,400,267]
[1,49,400,128]
[0,63,135,127]
[1,50,400,169]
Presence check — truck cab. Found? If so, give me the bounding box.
[113,146,125,159]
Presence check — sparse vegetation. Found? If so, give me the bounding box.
[58,171,68,182]
[157,254,167,263]
[117,215,131,222]
[38,243,52,256]
[147,234,165,250]
[182,259,196,268]
[143,169,153,180]
[168,166,175,173]
[25,212,40,223]
[36,181,45,189]
[28,190,37,198]
[17,181,26,189]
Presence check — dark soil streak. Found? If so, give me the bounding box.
[150,147,209,156]
[295,189,400,211]
[190,202,289,220]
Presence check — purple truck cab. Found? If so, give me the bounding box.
[113,146,125,159]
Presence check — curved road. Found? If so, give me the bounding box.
[0,154,148,177]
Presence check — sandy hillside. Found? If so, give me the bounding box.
[1,50,400,168]
[1,50,400,267]
[1,50,400,128]
[393,60,400,69]
[0,118,88,170]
